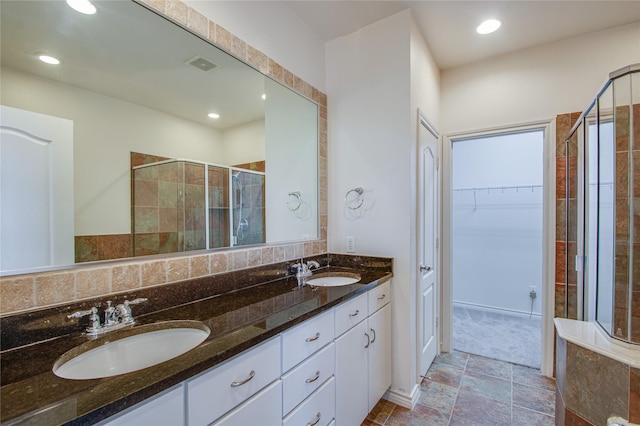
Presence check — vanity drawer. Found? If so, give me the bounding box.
[282,377,335,426]
[282,342,335,415]
[334,293,367,337]
[282,309,334,372]
[213,380,282,426]
[186,337,281,426]
[368,280,391,314]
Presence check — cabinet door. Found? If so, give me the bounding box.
[368,304,392,410]
[213,380,282,426]
[99,384,184,426]
[334,320,369,426]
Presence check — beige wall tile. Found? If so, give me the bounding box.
[190,255,210,278]
[231,36,247,60]
[215,25,232,51]
[1,276,35,313]
[168,257,189,282]
[232,251,248,270]
[274,246,285,262]
[247,249,262,267]
[187,6,208,37]
[247,46,268,74]
[261,247,274,265]
[112,264,141,293]
[166,0,187,25]
[77,268,110,299]
[210,253,228,274]
[141,261,167,287]
[36,272,75,306]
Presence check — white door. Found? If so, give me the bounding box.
[0,106,74,272]
[417,112,439,376]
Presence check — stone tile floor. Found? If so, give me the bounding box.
[362,351,556,426]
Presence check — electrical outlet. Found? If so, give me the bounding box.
[346,236,356,253]
[529,285,537,300]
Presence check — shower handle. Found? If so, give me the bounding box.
[419,264,432,272]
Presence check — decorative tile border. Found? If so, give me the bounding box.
[0,0,328,316]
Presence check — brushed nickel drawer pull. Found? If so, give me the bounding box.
[305,332,321,342]
[364,332,371,348]
[370,328,376,344]
[377,294,386,300]
[349,309,360,317]
[230,370,255,387]
[307,412,321,426]
[305,370,321,383]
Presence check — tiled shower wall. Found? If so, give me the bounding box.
[555,112,582,321]
[0,0,328,315]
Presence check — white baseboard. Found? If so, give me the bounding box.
[383,384,420,409]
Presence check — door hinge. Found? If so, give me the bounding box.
[436,157,440,170]
[436,238,439,249]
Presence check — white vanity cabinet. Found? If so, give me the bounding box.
[97,279,392,426]
[187,337,281,426]
[98,384,185,426]
[335,281,392,426]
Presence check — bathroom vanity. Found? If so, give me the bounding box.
[0,254,393,425]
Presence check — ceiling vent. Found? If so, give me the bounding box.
[185,55,218,72]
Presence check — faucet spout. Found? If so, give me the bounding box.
[290,258,320,288]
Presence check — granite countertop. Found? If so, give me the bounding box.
[0,255,392,425]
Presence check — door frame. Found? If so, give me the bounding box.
[440,120,555,377]
[416,110,440,379]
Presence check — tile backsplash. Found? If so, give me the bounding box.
[0,0,328,316]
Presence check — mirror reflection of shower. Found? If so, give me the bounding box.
[132,155,265,256]
[231,169,266,247]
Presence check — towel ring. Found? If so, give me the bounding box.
[345,187,364,210]
[287,191,302,211]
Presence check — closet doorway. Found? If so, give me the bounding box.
[449,128,544,368]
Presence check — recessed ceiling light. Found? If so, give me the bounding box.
[261,94,266,100]
[66,0,97,15]
[477,19,501,35]
[208,113,220,119]
[37,54,61,65]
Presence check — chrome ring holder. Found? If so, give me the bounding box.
[345,187,364,210]
[287,191,302,211]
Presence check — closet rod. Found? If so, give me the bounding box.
[453,184,543,192]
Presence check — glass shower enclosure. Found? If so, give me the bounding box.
[564,64,639,345]
[132,159,265,256]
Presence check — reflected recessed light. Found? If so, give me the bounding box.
[261,94,266,100]
[66,0,97,15]
[208,113,220,119]
[477,19,501,35]
[37,54,61,65]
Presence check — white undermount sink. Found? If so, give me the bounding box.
[306,272,361,287]
[53,320,210,380]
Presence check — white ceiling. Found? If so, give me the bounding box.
[282,1,640,70]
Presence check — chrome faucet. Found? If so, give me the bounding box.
[67,298,148,337]
[290,259,320,287]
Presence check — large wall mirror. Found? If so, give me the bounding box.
[0,0,319,275]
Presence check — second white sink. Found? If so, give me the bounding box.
[306,272,361,287]
[53,320,210,380]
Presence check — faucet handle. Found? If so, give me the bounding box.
[67,307,101,334]
[118,298,148,324]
